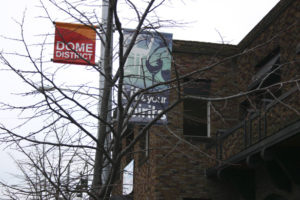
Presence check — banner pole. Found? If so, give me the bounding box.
[99,0,112,186]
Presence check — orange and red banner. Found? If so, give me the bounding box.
[53,22,96,65]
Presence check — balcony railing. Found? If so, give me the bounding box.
[210,86,299,163]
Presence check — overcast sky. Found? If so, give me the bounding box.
[0,0,280,185]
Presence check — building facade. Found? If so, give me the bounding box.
[116,0,300,199]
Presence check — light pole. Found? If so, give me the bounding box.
[98,0,113,186]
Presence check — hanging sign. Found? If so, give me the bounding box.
[53,22,96,65]
[123,30,173,124]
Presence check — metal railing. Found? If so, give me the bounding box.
[212,86,298,162]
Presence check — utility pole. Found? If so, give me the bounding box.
[91,1,113,197]
[99,0,112,186]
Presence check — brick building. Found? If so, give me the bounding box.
[116,0,300,199]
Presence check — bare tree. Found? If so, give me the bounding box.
[0,0,183,199]
[1,126,90,200]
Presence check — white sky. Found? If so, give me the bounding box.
[0,0,280,186]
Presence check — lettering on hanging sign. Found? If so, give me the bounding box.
[53,22,96,65]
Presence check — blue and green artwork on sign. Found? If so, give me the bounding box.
[123,30,173,124]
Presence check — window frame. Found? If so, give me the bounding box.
[182,78,211,138]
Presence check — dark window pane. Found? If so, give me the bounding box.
[125,124,134,165]
[183,99,207,136]
[183,79,211,96]
[138,126,149,165]
[249,50,281,91]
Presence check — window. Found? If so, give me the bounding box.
[248,49,281,104]
[240,49,281,119]
[183,79,211,137]
[138,126,149,165]
[250,49,280,88]
[183,99,210,137]
[123,160,134,195]
[123,125,134,195]
[125,124,134,165]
